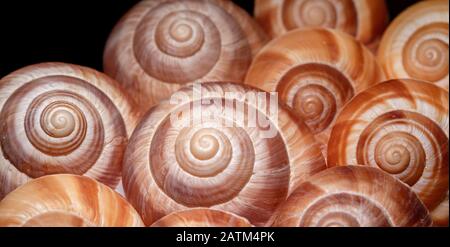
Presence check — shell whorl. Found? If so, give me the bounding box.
[104,0,268,111]
[254,0,388,50]
[327,79,449,226]
[151,208,253,227]
[245,28,385,153]
[122,82,326,226]
[0,63,138,199]
[269,166,432,227]
[378,0,449,90]
[0,175,144,227]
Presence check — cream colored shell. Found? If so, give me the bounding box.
[378,0,449,90]
[254,0,388,51]
[152,208,253,227]
[245,28,385,154]
[0,174,144,227]
[122,82,326,226]
[327,79,449,226]
[269,166,432,227]
[0,63,138,199]
[104,0,268,112]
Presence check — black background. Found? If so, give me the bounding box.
[0,0,420,78]
[1,227,448,246]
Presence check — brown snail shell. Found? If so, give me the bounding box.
[0,174,144,227]
[254,0,388,51]
[0,63,139,199]
[269,166,432,227]
[327,79,449,226]
[245,28,385,154]
[103,0,268,112]
[151,208,253,227]
[122,82,326,226]
[378,0,449,91]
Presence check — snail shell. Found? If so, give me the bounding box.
[378,0,449,91]
[327,79,449,226]
[0,63,138,199]
[245,28,385,154]
[122,82,326,226]
[254,0,388,51]
[0,174,144,227]
[151,208,253,227]
[269,166,432,227]
[104,0,268,112]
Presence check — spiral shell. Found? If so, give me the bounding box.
[104,0,268,111]
[245,28,385,153]
[378,0,449,91]
[0,63,138,199]
[327,79,449,226]
[122,82,326,226]
[269,166,432,227]
[254,0,388,51]
[0,174,144,226]
[151,208,252,227]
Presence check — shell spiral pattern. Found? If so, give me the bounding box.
[0,63,138,199]
[254,0,388,51]
[122,82,326,226]
[378,0,449,90]
[245,28,385,153]
[152,209,253,227]
[104,0,268,111]
[327,79,449,226]
[269,166,432,227]
[0,175,144,226]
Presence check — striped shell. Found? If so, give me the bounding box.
[152,208,253,227]
[378,0,449,90]
[254,0,388,51]
[122,82,326,226]
[104,0,268,112]
[269,166,432,227]
[245,28,385,154]
[0,63,138,199]
[0,174,144,227]
[327,79,449,226]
